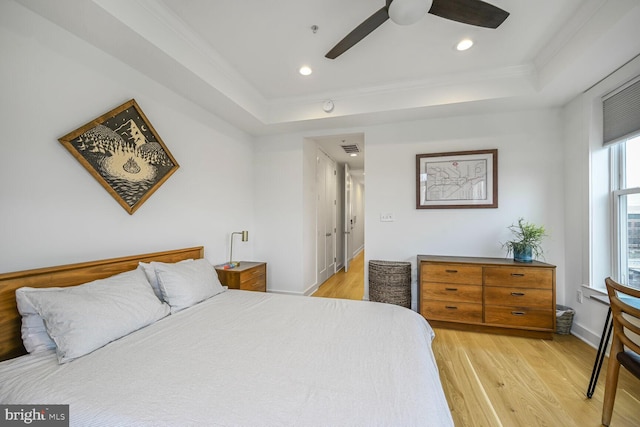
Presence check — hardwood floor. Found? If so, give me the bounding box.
[310,252,640,426]
[312,250,365,300]
[434,329,640,426]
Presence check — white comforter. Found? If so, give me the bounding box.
[0,290,453,426]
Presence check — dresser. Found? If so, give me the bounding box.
[215,262,266,292]
[418,255,556,339]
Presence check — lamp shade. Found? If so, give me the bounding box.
[388,0,432,25]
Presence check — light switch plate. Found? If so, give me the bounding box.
[380,213,394,222]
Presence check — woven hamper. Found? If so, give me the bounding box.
[368,260,411,308]
[556,304,575,335]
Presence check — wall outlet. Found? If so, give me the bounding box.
[576,289,583,304]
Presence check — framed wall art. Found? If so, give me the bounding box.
[416,149,497,209]
[59,99,179,214]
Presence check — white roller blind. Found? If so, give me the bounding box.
[603,77,640,146]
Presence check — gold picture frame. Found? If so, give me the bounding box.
[59,99,179,214]
[416,149,498,209]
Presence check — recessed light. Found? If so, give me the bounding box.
[350,153,358,157]
[456,39,473,51]
[299,66,312,76]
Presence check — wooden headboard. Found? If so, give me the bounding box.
[0,246,204,362]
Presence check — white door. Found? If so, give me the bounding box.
[344,164,352,272]
[317,150,336,284]
[325,154,336,278]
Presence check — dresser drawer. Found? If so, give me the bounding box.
[239,264,266,284]
[484,306,553,329]
[239,275,266,292]
[483,267,553,289]
[422,283,482,304]
[421,300,482,323]
[421,264,483,285]
[484,287,552,309]
[418,256,556,338]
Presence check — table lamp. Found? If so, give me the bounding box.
[229,230,248,267]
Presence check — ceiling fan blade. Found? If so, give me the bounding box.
[428,0,509,29]
[325,6,390,59]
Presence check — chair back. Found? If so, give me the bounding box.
[604,277,640,364]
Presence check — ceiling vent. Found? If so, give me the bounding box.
[341,144,360,154]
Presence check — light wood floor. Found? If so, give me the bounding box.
[311,251,640,426]
[312,250,365,300]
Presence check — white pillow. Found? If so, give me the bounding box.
[138,259,193,300]
[152,258,225,313]
[17,268,170,363]
[15,290,57,353]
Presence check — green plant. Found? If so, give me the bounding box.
[502,218,547,259]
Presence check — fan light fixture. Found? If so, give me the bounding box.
[325,0,509,59]
[388,0,433,25]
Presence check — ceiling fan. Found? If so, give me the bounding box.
[325,0,510,59]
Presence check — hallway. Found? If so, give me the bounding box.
[312,250,364,300]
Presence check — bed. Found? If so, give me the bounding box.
[0,247,453,426]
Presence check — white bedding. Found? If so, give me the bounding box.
[0,290,453,426]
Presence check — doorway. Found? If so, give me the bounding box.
[313,133,365,288]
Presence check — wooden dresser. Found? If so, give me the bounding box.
[418,255,556,339]
[215,262,266,292]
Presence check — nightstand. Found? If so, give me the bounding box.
[215,262,266,292]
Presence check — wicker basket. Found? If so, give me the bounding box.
[368,260,411,308]
[556,304,575,335]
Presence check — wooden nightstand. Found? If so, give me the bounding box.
[215,262,266,292]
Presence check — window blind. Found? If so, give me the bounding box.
[603,77,640,146]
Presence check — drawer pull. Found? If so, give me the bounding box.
[445,269,458,273]
[511,292,525,297]
[511,273,525,277]
[445,287,458,291]
[511,311,526,316]
[445,306,458,310]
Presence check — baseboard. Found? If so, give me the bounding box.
[353,246,364,258]
[570,321,603,349]
[303,281,320,296]
[267,288,308,296]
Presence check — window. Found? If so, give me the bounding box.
[612,135,640,289]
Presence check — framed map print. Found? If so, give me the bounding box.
[59,99,179,214]
[416,149,497,209]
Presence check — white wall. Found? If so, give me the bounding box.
[252,133,306,294]
[363,110,566,307]
[0,2,255,272]
[561,55,640,346]
[255,110,566,308]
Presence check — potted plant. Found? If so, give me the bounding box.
[502,218,547,262]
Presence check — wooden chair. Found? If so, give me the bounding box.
[602,277,640,426]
